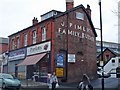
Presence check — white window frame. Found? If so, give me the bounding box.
[76,12,84,20]
[32,30,36,44]
[24,34,27,46]
[16,36,20,48]
[42,27,46,41]
[12,38,15,50]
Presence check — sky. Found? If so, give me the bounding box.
[0,0,118,43]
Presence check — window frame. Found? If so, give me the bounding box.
[16,36,20,48]
[32,30,36,44]
[24,33,27,46]
[76,12,84,20]
[41,27,46,41]
[11,38,15,50]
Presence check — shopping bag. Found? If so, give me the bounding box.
[48,83,52,89]
[56,83,59,88]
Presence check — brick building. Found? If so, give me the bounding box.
[0,37,8,54]
[8,0,97,82]
[0,37,8,73]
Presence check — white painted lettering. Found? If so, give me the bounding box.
[69,23,72,27]
[61,22,65,27]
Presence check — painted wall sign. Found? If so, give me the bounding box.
[9,48,26,61]
[58,22,94,42]
[56,54,64,67]
[56,68,64,77]
[27,41,51,56]
[68,54,76,63]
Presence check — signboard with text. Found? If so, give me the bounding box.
[68,54,76,63]
[9,48,26,61]
[56,68,64,77]
[56,54,64,67]
[27,41,51,56]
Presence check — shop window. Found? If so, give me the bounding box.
[32,30,36,44]
[42,27,46,41]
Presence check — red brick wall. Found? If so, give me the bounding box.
[0,44,8,53]
[54,8,97,82]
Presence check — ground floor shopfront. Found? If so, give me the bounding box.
[18,52,51,82]
[7,40,97,83]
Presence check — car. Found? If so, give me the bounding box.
[0,73,21,90]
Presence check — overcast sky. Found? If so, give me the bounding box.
[0,0,118,43]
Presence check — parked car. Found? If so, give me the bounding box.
[0,73,21,90]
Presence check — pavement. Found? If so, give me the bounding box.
[21,79,48,88]
[20,78,120,89]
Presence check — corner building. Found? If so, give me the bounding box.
[8,0,97,82]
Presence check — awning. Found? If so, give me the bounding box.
[17,53,46,66]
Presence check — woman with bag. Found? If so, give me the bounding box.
[78,74,93,90]
[50,72,58,90]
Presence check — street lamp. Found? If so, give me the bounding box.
[98,0,104,90]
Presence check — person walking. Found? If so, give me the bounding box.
[78,74,93,90]
[50,72,58,90]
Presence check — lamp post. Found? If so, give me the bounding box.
[98,0,104,90]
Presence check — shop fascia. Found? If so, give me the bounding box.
[8,48,26,61]
[27,41,51,56]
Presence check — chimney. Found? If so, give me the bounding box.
[86,4,91,18]
[32,17,38,25]
[66,0,74,11]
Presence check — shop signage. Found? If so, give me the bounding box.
[68,54,76,63]
[56,54,64,67]
[56,68,64,77]
[58,22,94,42]
[27,41,51,56]
[9,48,26,61]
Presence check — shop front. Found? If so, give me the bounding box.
[8,48,26,79]
[18,41,51,82]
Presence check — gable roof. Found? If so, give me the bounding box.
[97,48,117,58]
[54,4,97,37]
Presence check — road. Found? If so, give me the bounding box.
[1,78,120,90]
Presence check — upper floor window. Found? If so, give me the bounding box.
[16,36,20,48]
[24,34,27,46]
[12,39,15,50]
[76,12,84,20]
[32,30,36,44]
[42,27,46,41]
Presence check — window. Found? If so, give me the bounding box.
[105,55,109,61]
[76,12,84,20]
[24,34,27,46]
[16,36,20,48]
[119,59,120,63]
[42,27,46,41]
[32,30,36,44]
[12,39,15,50]
[112,59,115,63]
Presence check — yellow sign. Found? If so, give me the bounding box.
[56,68,64,77]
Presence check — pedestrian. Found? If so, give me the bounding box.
[78,74,93,90]
[50,72,58,90]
